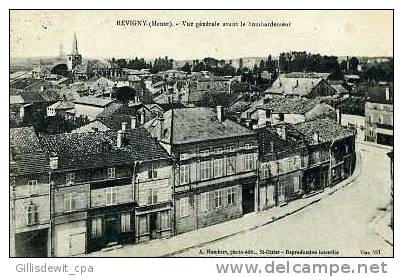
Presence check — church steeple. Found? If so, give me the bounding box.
[67,32,82,71]
[71,33,79,55]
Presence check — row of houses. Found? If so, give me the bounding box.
[10,106,356,257]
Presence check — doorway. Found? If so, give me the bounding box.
[242,184,255,214]
[150,213,158,239]
[104,216,118,244]
[15,228,48,257]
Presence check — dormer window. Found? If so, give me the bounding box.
[66,173,75,184]
[200,149,209,156]
[148,165,158,179]
[26,203,39,225]
[27,180,38,195]
[107,167,116,179]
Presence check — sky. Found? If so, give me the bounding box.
[10,10,393,60]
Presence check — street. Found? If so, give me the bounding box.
[174,143,393,257]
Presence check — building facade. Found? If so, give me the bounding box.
[11,123,173,257]
[10,127,50,257]
[365,85,393,146]
[145,107,259,235]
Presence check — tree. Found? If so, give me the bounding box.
[349,57,359,72]
[50,64,69,77]
[238,58,244,71]
[113,86,138,103]
[181,62,192,74]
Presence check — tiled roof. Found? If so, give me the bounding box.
[257,125,307,159]
[95,103,135,130]
[331,84,348,94]
[283,72,331,79]
[10,127,49,175]
[48,101,75,110]
[304,103,336,121]
[10,71,30,80]
[147,107,256,145]
[10,95,25,105]
[257,96,317,114]
[265,75,330,96]
[366,83,393,104]
[20,91,46,103]
[39,128,169,171]
[290,118,355,144]
[74,96,115,107]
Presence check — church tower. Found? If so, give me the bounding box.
[67,33,82,71]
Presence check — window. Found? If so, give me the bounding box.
[66,172,75,184]
[214,190,222,208]
[200,160,211,180]
[107,167,116,179]
[378,115,384,124]
[26,203,39,225]
[271,162,279,176]
[314,151,320,163]
[139,215,149,235]
[287,159,293,172]
[160,211,170,230]
[226,156,236,175]
[200,149,209,156]
[63,192,77,212]
[148,165,158,179]
[200,192,209,212]
[91,217,103,238]
[213,158,224,177]
[262,164,270,178]
[228,146,235,152]
[293,157,300,168]
[121,212,131,232]
[244,143,252,150]
[27,180,38,195]
[215,148,223,154]
[180,164,190,184]
[227,187,235,205]
[278,181,286,202]
[345,145,349,155]
[147,189,158,205]
[106,187,117,205]
[244,153,254,171]
[293,176,300,192]
[179,197,190,218]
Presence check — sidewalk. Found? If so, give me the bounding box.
[86,153,363,257]
[357,140,393,151]
[372,208,393,247]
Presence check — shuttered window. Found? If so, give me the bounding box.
[91,217,103,238]
[179,197,190,217]
[121,213,131,232]
[200,192,209,212]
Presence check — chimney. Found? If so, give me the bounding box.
[257,109,267,127]
[156,117,165,141]
[122,122,128,132]
[217,106,224,122]
[385,87,390,101]
[49,153,59,170]
[336,107,342,124]
[130,116,137,129]
[276,125,286,140]
[117,130,124,148]
[140,110,145,125]
[312,132,320,143]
